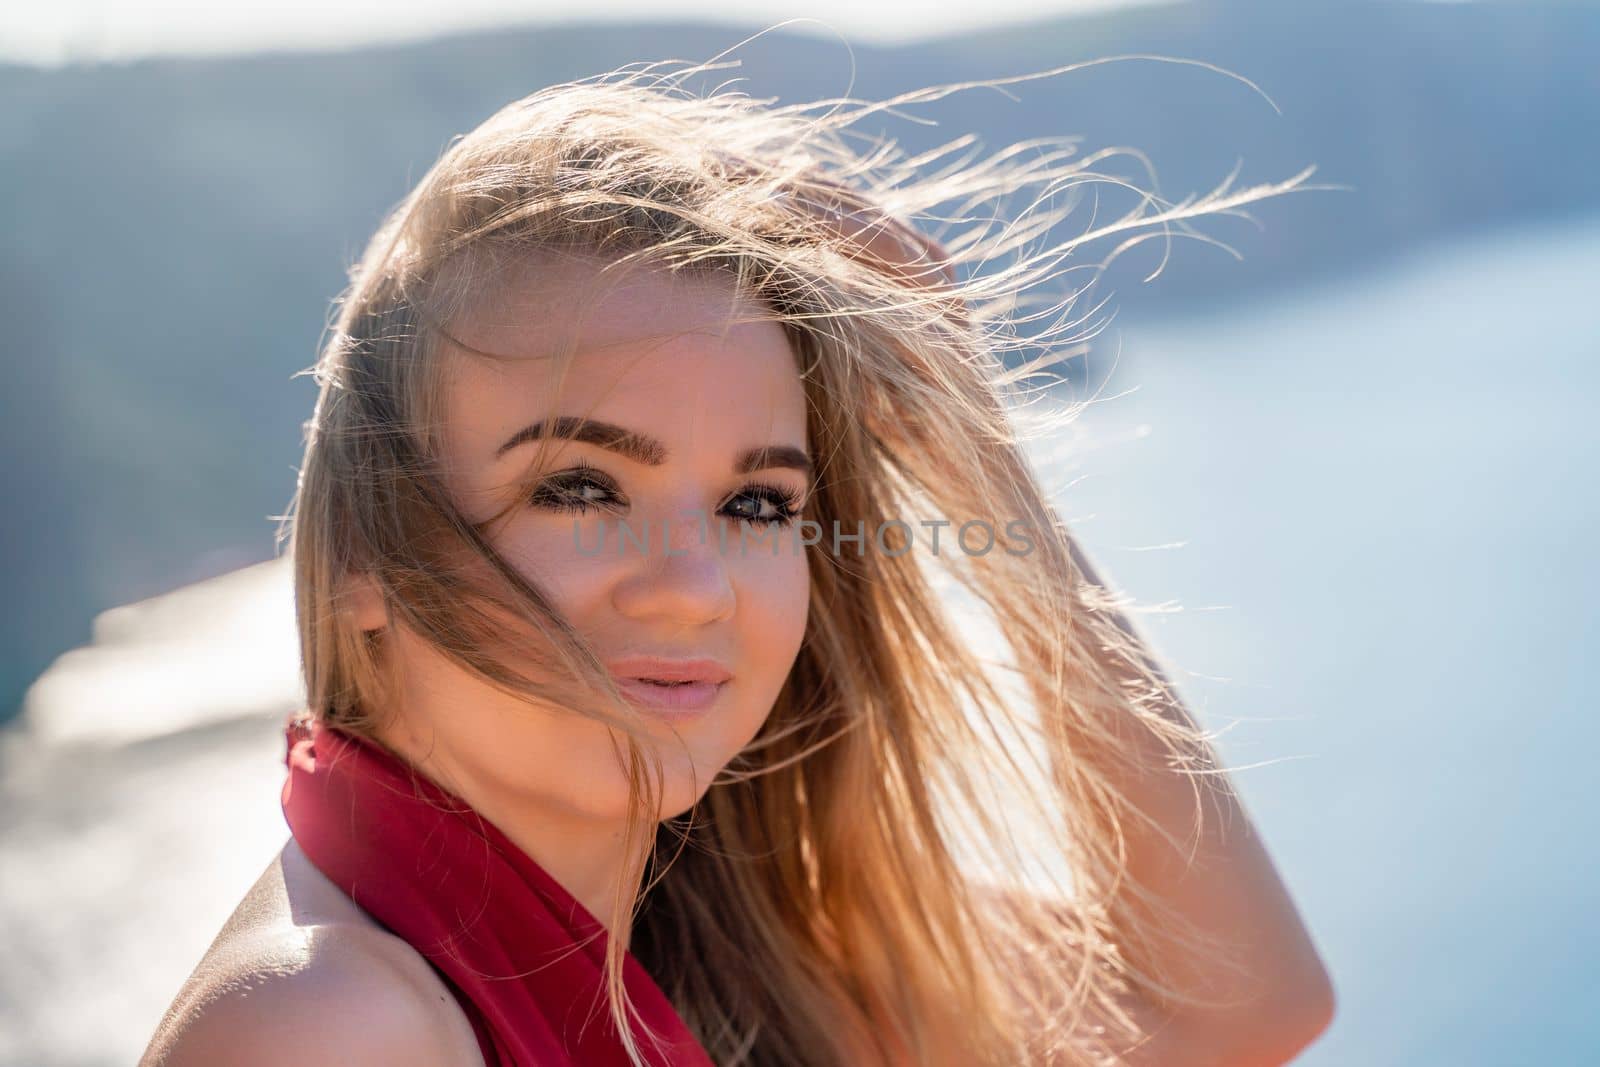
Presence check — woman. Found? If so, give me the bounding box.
[142,61,1333,1066]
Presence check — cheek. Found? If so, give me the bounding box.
[728,546,811,680]
[493,520,617,613]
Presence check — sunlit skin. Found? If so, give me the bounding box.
[346,255,813,943]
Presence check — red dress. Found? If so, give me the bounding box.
[281,712,716,1067]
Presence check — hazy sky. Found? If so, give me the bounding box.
[2,0,1167,67]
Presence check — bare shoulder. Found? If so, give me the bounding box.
[140,839,485,1067]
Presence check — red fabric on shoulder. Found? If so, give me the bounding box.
[280,711,715,1067]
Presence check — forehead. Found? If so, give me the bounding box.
[435,253,807,466]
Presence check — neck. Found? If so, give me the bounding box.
[369,718,639,952]
[497,797,638,953]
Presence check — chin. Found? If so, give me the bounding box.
[547,744,722,825]
[642,746,723,821]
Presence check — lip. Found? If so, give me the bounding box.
[606,656,732,720]
[605,656,733,685]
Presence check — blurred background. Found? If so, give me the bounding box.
[2,1,1597,1063]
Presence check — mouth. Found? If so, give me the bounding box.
[605,655,733,717]
[613,676,728,715]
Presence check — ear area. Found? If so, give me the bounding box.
[342,570,389,632]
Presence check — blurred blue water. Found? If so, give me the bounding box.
[1059,213,1600,1065]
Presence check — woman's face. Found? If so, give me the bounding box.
[360,255,812,825]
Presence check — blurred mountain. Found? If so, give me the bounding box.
[2,0,1597,722]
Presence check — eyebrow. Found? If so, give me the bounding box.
[494,416,813,479]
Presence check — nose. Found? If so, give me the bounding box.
[609,508,737,626]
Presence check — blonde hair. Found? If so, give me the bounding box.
[284,54,1316,1066]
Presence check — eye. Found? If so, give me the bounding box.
[526,461,624,515]
[526,465,803,528]
[722,482,803,528]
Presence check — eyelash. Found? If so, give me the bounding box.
[527,460,804,529]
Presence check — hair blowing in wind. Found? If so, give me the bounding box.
[283,51,1319,1067]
